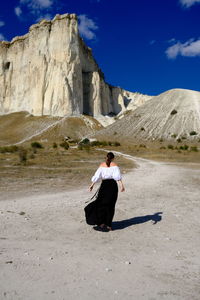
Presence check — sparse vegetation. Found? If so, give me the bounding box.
[139,144,146,148]
[18,147,27,165]
[31,142,43,149]
[179,145,189,150]
[168,145,174,150]
[190,146,198,152]
[0,145,18,153]
[80,138,90,145]
[60,141,69,150]
[190,131,197,136]
[170,109,177,115]
[171,134,177,138]
[177,138,182,143]
[53,142,57,149]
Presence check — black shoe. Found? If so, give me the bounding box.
[93,225,109,232]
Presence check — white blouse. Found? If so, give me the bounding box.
[91,166,122,183]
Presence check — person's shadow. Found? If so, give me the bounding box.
[112,212,163,231]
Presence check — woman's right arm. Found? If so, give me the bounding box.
[118,180,125,192]
[89,166,102,191]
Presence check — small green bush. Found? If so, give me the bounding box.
[78,144,90,152]
[139,144,146,148]
[190,131,197,136]
[80,138,90,145]
[168,145,174,150]
[170,109,177,115]
[101,141,108,146]
[53,142,57,149]
[18,148,27,165]
[141,127,145,131]
[190,146,198,152]
[160,146,166,149]
[177,138,182,143]
[31,142,43,149]
[60,141,69,150]
[179,145,189,150]
[181,136,187,140]
[0,145,18,153]
[114,141,121,146]
[171,134,177,138]
[90,141,101,146]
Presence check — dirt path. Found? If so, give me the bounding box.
[0,153,200,300]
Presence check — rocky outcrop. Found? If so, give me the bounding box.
[0,14,150,118]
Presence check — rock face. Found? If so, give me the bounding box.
[0,14,150,118]
[95,89,200,141]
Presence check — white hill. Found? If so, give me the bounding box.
[95,89,200,141]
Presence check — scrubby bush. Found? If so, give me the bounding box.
[168,145,174,150]
[139,144,146,148]
[171,134,177,138]
[160,146,166,149]
[190,131,197,136]
[177,138,182,143]
[0,145,18,153]
[53,142,57,149]
[179,145,189,150]
[31,142,43,149]
[90,141,101,146]
[18,148,27,165]
[141,127,145,131]
[170,109,177,115]
[190,146,198,152]
[114,141,121,146]
[78,144,90,152]
[101,141,108,146]
[60,141,69,150]
[80,138,90,145]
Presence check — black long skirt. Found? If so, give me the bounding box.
[84,179,118,227]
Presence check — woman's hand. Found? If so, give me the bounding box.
[118,180,125,192]
[121,186,125,192]
[89,184,94,192]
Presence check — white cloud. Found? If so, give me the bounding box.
[0,21,5,27]
[0,33,5,41]
[20,0,53,9]
[15,6,22,17]
[166,38,200,59]
[78,15,98,40]
[179,0,200,8]
[16,0,54,20]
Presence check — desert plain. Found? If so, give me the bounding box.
[0,144,200,300]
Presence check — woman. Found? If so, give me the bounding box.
[84,152,125,232]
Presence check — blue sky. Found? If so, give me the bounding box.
[0,0,200,95]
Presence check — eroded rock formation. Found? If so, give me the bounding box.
[0,14,150,117]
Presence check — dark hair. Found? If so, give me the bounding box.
[106,152,115,167]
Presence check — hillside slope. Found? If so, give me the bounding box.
[95,89,200,142]
[0,112,102,146]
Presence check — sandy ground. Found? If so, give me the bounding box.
[0,152,200,300]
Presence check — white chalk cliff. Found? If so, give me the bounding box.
[0,14,151,118]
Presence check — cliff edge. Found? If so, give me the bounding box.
[0,14,150,118]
